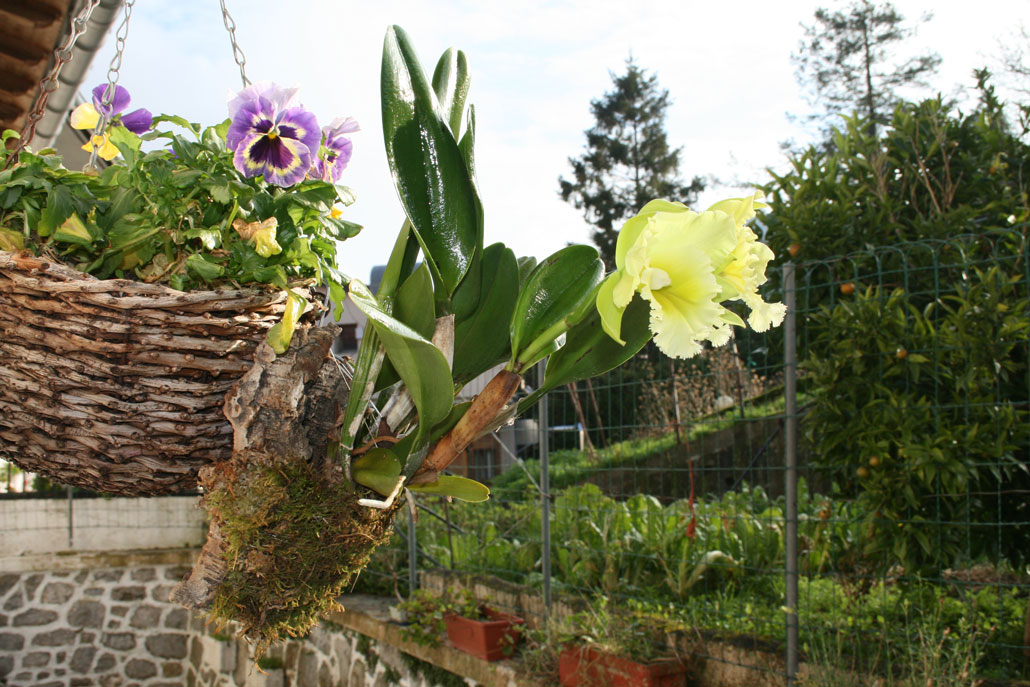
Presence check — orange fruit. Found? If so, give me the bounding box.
[857,466,870,479]
[840,282,856,295]
[788,243,801,257]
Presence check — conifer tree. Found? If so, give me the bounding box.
[559,60,703,266]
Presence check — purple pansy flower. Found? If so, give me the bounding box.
[90,84,152,134]
[312,116,359,183]
[226,85,319,187]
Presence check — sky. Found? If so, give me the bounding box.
[79,0,1030,282]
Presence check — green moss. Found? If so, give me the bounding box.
[355,633,380,671]
[203,456,399,649]
[383,665,402,683]
[256,656,284,670]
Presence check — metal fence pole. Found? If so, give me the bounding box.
[66,485,74,549]
[783,262,799,685]
[538,360,552,612]
[407,492,418,595]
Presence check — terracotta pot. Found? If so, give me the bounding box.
[559,645,688,687]
[444,607,524,661]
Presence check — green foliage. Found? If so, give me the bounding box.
[0,117,355,297]
[559,59,704,266]
[397,588,481,647]
[763,79,1030,263]
[792,0,940,135]
[804,270,1030,572]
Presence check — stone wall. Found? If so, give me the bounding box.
[0,551,456,687]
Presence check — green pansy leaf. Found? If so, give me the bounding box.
[453,243,519,383]
[382,25,480,300]
[408,474,490,502]
[509,245,604,370]
[51,213,97,248]
[266,289,308,354]
[352,448,402,497]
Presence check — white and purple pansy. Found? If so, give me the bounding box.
[226,86,320,187]
[312,116,359,183]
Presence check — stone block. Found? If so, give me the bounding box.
[23,651,50,667]
[95,653,116,671]
[0,613,7,626]
[68,600,105,628]
[0,574,18,597]
[348,658,367,687]
[83,588,104,597]
[0,632,24,651]
[41,582,75,604]
[130,605,162,629]
[164,608,188,629]
[146,632,188,659]
[3,591,23,611]
[298,649,320,686]
[14,608,58,626]
[111,605,129,617]
[125,658,158,679]
[0,656,11,678]
[131,568,156,582]
[164,566,191,581]
[73,571,88,584]
[151,584,175,602]
[318,663,331,687]
[101,631,136,650]
[23,573,42,600]
[93,570,123,583]
[70,647,96,674]
[162,661,183,677]
[110,586,145,601]
[32,629,76,646]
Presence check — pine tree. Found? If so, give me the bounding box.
[559,59,703,267]
[793,0,940,136]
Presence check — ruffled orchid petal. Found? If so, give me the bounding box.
[69,103,100,130]
[91,84,131,117]
[595,197,783,359]
[118,108,153,134]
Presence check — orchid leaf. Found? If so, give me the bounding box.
[510,245,604,370]
[408,474,490,502]
[453,243,519,382]
[517,256,537,288]
[349,279,454,439]
[377,262,436,389]
[382,25,481,301]
[432,48,470,137]
[537,293,652,398]
[352,448,402,497]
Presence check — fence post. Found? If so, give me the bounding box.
[783,262,799,685]
[538,361,552,612]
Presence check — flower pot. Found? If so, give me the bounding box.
[444,607,524,661]
[559,645,688,687]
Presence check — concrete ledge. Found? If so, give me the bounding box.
[0,547,200,573]
[329,595,548,687]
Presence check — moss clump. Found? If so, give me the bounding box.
[203,454,398,649]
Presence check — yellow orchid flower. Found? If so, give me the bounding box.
[596,194,785,359]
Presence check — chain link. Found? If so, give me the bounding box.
[86,0,135,173]
[2,0,102,171]
[220,0,251,89]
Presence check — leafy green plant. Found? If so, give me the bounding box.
[397,588,481,648]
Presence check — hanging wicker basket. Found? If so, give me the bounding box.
[0,250,319,496]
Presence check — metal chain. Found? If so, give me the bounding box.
[2,0,102,170]
[220,0,251,89]
[87,0,135,172]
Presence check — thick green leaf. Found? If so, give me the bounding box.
[432,48,470,137]
[509,245,604,369]
[394,263,436,339]
[349,279,454,435]
[539,294,652,396]
[352,448,402,497]
[453,243,519,382]
[381,25,480,300]
[517,256,537,288]
[407,474,490,502]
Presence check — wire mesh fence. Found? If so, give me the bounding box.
[357,227,1030,685]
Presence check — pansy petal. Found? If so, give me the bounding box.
[70,103,99,130]
[325,116,360,135]
[91,84,130,116]
[226,96,275,151]
[235,133,311,186]
[227,81,299,120]
[276,106,320,154]
[119,108,153,134]
[324,139,353,182]
[81,134,120,161]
